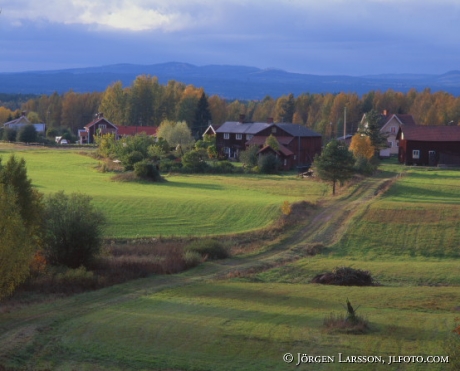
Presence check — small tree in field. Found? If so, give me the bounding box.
[43,192,106,268]
[0,185,35,299]
[313,139,355,195]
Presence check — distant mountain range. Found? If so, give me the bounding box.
[1,62,460,99]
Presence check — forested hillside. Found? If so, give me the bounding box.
[1,75,460,139]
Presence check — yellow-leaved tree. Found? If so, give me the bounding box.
[0,185,35,299]
[349,134,375,160]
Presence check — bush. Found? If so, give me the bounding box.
[354,156,377,175]
[134,160,162,181]
[184,239,229,260]
[239,145,259,167]
[209,160,236,174]
[159,158,182,172]
[43,191,106,268]
[258,153,281,174]
[2,128,17,142]
[17,124,37,143]
[182,149,210,173]
[123,150,144,171]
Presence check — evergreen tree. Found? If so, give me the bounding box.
[192,92,212,138]
[313,139,355,195]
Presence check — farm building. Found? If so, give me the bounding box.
[3,114,46,134]
[397,125,460,166]
[80,113,157,144]
[214,115,322,169]
[360,110,417,157]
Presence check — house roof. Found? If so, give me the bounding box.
[117,126,157,136]
[392,114,417,126]
[217,121,321,137]
[246,135,294,146]
[203,124,221,135]
[216,121,271,134]
[275,123,321,137]
[3,116,30,127]
[84,117,117,130]
[258,144,294,157]
[399,125,460,142]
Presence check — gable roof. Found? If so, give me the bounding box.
[275,123,321,137]
[393,114,417,126]
[216,121,271,135]
[246,135,294,146]
[398,125,460,142]
[203,124,221,135]
[3,116,30,127]
[117,126,157,136]
[217,121,321,137]
[258,144,294,157]
[84,117,117,130]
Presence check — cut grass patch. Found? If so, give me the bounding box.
[0,147,324,238]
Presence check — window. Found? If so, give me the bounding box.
[390,126,396,134]
[99,124,106,129]
[412,150,420,159]
[388,141,393,148]
[236,133,243,140]
[246,134,253,140]
[223,133,230,140]
[271,127,277,134]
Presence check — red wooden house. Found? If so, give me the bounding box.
[81,113,117,144]
[214,115,322,169]
[397,125,460,166]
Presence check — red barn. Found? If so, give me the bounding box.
[397,125,460,166]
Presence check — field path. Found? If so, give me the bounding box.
[0,174,397,367]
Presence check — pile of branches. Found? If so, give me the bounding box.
[311,266,375,286]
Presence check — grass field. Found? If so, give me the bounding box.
[1,146,459,371]
[338,166,460,258]
[0,145,326,238]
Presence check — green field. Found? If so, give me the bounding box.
[0,145,326,238]
[1,146,459,371]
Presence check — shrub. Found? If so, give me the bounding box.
[182,149,210,173]
[258,153,281,174]
[43,191,106,268]
[184,251,204,268]
[210,160,236,174]
[134,160,162,181]
[17,124,37,143]
[159,158,182,172]
[2,128,17,142]
[184,239,229,260]
[239,145,259,167]
[354,156,377,175]
[123,150,144,171]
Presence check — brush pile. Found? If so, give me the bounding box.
[311,266,374,286]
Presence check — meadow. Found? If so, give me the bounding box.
[0,146,459,371]
[0,145,327,238]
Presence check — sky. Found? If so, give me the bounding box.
[1,0,460,75]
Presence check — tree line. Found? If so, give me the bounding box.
[2,76,460,139]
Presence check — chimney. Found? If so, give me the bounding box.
[238,114,245,124]
[267,117,274,124]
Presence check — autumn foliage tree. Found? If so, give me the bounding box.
[0,185,35,299]
[0,155,43,299]
[349,134,375,160]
